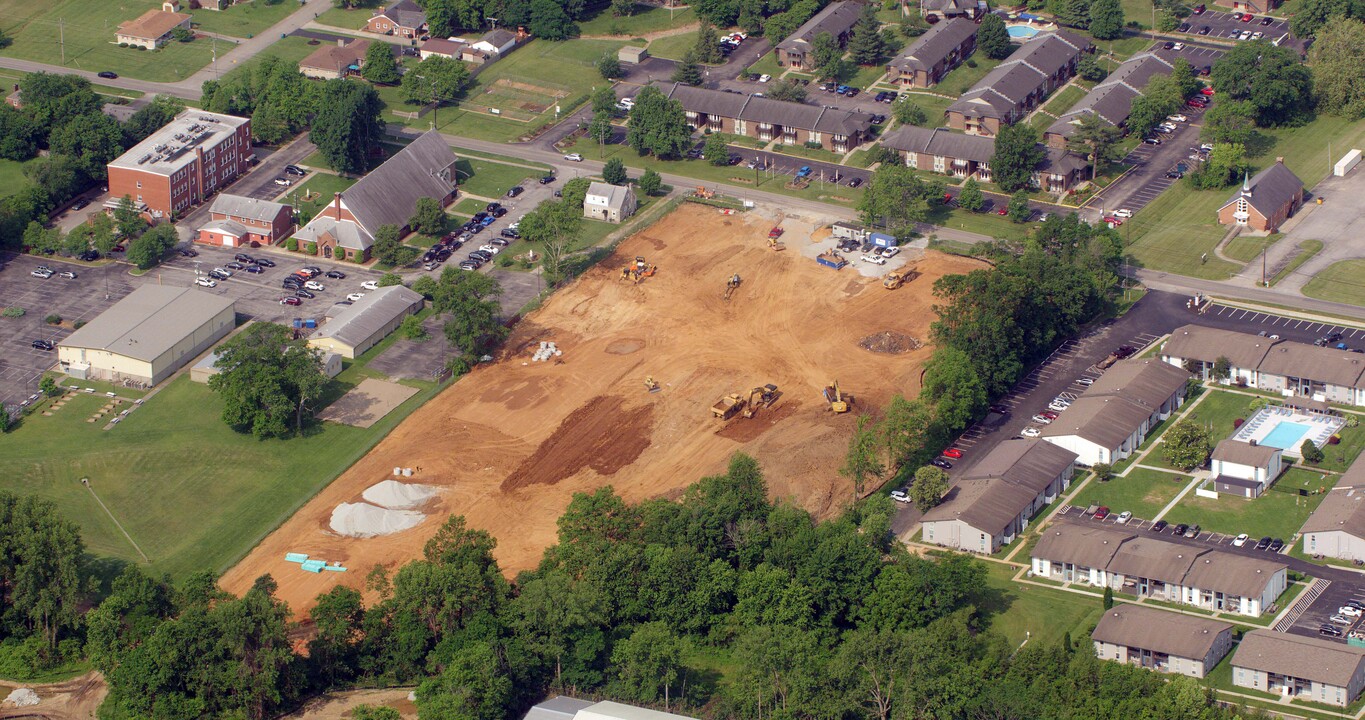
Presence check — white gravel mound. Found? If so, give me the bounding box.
[5,688,39,707]
[329,502,425,538]
[363,480,438,510]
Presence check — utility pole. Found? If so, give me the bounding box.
[59,18,65,65]
[213,36,218,78]
[1261,247,1266,286]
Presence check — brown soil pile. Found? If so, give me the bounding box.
[715,401,802,442]
[859,331,923,354]
[502,396,655,490]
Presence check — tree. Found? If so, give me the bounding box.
[1291,0,1365,38]
[1301,438,1325,464]
[409,196,447,235]
[398,314,428,341]
[114,196,146,240]
[1051,0,1091,28]
[308,586,364,688]
[415,641,513,720]
[1066,112,1123,178]
[627,86,692,159]
[694,21,724,64]
[1201,100,1257,146]
[1093,462,1113,482]
[1088,0,1124,39]
[529,0,577,40]
[705,132,730,165]
[123,95,185,147]
[352,707,400,720]
[427,268,508,362]
[371,224,417,267]
[612,0,636,16]
[991,123,1045,193]
[311,80,384,175]
[910,465,949,512]
[0,492,88,660]
[811,31,849,81]
[1007,189,1030,222]
[126,223,178,270]
[638,168,662,196]
[1102,585,1114,609]
[977,13,1012,60]
[921,347,986,429]
[90,213,117,255]
[586,110,614,149]
[767,78,807,102]
[603,157,628,185]
[893,99,928,126]
[672,50,705,86]
[597,55,624,80]
[1310,22,1365,119]
[1192,142,1246,190]
[1211,41,1314,126]
[209,323,326,438]
[1212,356,1232,381]
[857,163,943,236]
[592,85,619,115]
[362,42,401,84]
[61,226,88,257]
[378,272,403,287]
[1078,53,1108,82]
[957,177,984,212]
[847,5,890,65]
[1156,8,1179,31]
[1162,419,1212,471]
[48,112,124,182]
[610,622,687,709]
[400,56,470,106]
[841,415,884,498]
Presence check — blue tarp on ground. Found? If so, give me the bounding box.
[285,553,309,563]
[301,559,327,573]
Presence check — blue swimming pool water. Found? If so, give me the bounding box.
[1007,25,1041,38]
[1261,421,1312,450]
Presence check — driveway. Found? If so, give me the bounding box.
[1176,8,1292,47]
[1251,167,1365,293]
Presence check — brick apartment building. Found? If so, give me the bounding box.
[106,110,252,221]
[196,194,293,247]
[664,83,874,152]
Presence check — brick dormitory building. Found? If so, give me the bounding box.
[663,83,875,152]
[105,110,252,221]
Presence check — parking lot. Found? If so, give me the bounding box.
[1202,303,1365,347]
[1177,9,1291,45]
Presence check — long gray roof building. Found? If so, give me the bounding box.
[1234,630,1365,688]
[947,30,1091,123]
[880,124,1089,176]
[664,82,875,137]
[59,285,235,363]
[208,194,289,224]
[309,285,423,351]
[888,18,978,74]
[1092,604,1232,661]
[775,1,863,56]
[1046,52,1173,141]
[1039,358,1190,449]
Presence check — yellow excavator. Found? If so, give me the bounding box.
[644,376,660,393]
[741,384,779,418]
[823,380,852,413]
[723,273,741,301]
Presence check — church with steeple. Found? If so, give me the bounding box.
[1217,157,1304,232]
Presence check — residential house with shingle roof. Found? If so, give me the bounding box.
[1161,325,1365,406]
[1045,52,1174,147]
[300,38,372,80]
[1092,604,1233,678]
[886,18,978,88]
[1031,521,1287,616]
[1233,630,1365,706]
[920,0,986,21]
[365,0,428,39]
[116,8,192,49]
[1040,358,1190,466]
[292,131,457,261]
[1302,455,1365,561]
[880,124,1088,192]
[664,83,874,152]
[1218,159,1304,231]
[946,30,1092,136]
[921,439,1077,553]
[775,1,863,70]
[583,182,637,223]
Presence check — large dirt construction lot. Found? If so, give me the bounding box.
[221,204,986,614]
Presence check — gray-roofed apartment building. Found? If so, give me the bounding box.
[293,131,457,262]
[522,699,698,720]
[921,439,1077,553]
[1031,522,1287,616]
[946,30,1092,136]
[1161,325,1365,406]
[880,124,1088,192]
[1092,604,1233,678]
[57,285,235,386]
[1233,630,1365,706]
[308,285,424,359]
[1302,454,1365,561]
[1041,358,1190,466]
[664,83,874,152]
[1210,439,1284,498]
[1045,52,1173,147]
[885,18,978,88]
[775,1,863,70]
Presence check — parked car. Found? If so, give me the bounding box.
[1255,536,1272,549]
[274,178,292,187]
[98,71,119,79]
[245,264,263,274]
[758,74,771,83]
[1269,538,1284,551]
[279,296,302,306]
[195,277,218,288]
[31,339,54,351]
[80,250,100,261]
[1200,86,1216,96]
[1173,523,1189,536]
[1093,506,1110,520]
[1233,533,1249,547]
[1168,114,1188,122]
[930,458,952,469]
[1031,414,1054,424]
[1321,624,1345,637]
[210,268,231,279]
[1151,520,1168,532]
[256,257,275,268]
[1021,427,1041,437]
[890,489,911,504]
[1332,614,1355,625]
[880,246,900,258]
[285,165,306,176]
[507,186,524,198]
[796,166,812,178]
[295,289,315,299]
[304,280,325,291]
[346,292,366,302]
[58,270,77,279]
[847,177,863,188]
[860,254,887,265]
[325,270,347,279]
[226,262,245,270]
[1193,3,1205,12]
[30,268,52,279]
[1113,208,1133,218]
[539,174,555,184]
[1143,136,1162,145]
[1116,511,1132,524]
[1184,524,1200,537]
[1341,606,1364,618]
[1198,25,1210,34]
[942,448,963,458]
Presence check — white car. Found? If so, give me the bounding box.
[360,280,380,290]
[195,277,218,288]
[890,488,912,504]
[1021,427,1042,438]
[1116,511,1132,524]
[880,246,900,258]
[346,292,366,302]
[616,98,634,110]
[564,153,583,162]
[1332,614,1355,625]
[1031,414,1053,424]
[1077,377,1094,386]
[213,267,232,278]
[758,74,771,83]
[274,178,292,187]
[479,244,502,255]
[860,254,887,265]
[304,280,325,291]
[1168,114,1188,122]
[30,269,52,279]
[1342,606,1364,618]
[1172,42,1185,50]
[1113,208,1133,218]
[1200,143,1214,152]
[1048,402,1070,413]
[1232,533,1249,547]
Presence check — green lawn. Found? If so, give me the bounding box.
[980,562,1105,648]
[1256,115,1365,188]
[1117,0,1154,28]
[1094,34,1156,60]
[190,0,299,39]
[1270,239,1323,286]
[1164,471,1328,539]
[283,172,357,222]
[1070,467,1190,520]
[647,30,701,61]
[0,372,440,579]
[896,93,955,126]
[0,158,34,200]
[935,56,1003,98]
[0,0,214,82]
[207,35,325,87]
[450,197,485,217]
[925,202,1033,241]
[1310,422,1365,473]
[744,50,783,79]
[313,5,372,30]
[1123,182,1240,279]
[577,3,695,36]
[1041,84,1087,117]
[1224,233,1282,264]
[1184,389,1258,439]
[1303,260,1365,308]
[456,158,538,198]
[769,142,845,164]
[846,62,887,91]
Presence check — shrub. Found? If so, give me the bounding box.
[73,320,85,329]
[1348,416,1360,429]
[804,141,822,149]
[285,237,299,251]
[1,307,24,318]
[305,242,317,256]
[44,314,62,325]
[355,254,366,264]
[1233,418,1244,429]
[39,376,60,397]
[1329,435,1342,446]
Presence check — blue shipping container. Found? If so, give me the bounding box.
[870,233,897,248]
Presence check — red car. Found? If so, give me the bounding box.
[997,207,1009,215]
[942,448,963,458]
[1200,86,1215,96]
[1103,216,1123,226]
[1242,13,1254,21]
[1042,410,1059,420]
[943,192,955,204]
[1187,99,1206,108]
[768,227,784,238]
[1094,506,1111,520]
[279,296,302,306]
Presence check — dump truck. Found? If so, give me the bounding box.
[711,393,747,420]
[741,384,779,418]
[816,251,848,270]
[882,268,919,289]
[768,237,786,251]
[823,380,852,413]
[723,273,741,301]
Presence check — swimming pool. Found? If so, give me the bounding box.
[1260,421,1312,450]
[1007,25,1041,38]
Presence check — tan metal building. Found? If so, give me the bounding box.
[307,286,424,359]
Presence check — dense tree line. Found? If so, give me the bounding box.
[0,492,88,674]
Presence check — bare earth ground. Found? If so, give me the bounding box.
[317,378,420,428]
[280,688,418,720]
[221,205,986,615]
[0,673,106,720]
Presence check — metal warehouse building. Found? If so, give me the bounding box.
[57,285,236,387]
[307,285,424,359]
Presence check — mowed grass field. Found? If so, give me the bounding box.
[0,0,214,82]
[979,561,1104,647]
[1303,260,1365,307]
[576,3,696,36]
[189,0,298,39]
[1,369,439,580]
[0,159,35,200]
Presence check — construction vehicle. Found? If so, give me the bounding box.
[723,273,741,301]
[768,237,786,251]
[694,186,715,200]
[882,268,920,289]
[823,380,853,413]
[621,257,658,283]
[711,393,747,420]
[816,251,848,270]
[741,384,779,418]
[644,376,660,393]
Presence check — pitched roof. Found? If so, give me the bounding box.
[924,0,976,13]
[1033,522,1134,569]
[1040,358,1189,448]
[1183,548,1287,598]
[1084,358,1192,410]
[420,37,466,57]
[1047,53,1173,138]
[574,701,699,720]
[1092,604,1232,660]
[208,194,289,223]
[1213,439,1281,467]
[481,28,516,47]
[310,285,423,348]
[664,83,874,136]
[199,219,248,237]
[378,0,427,29]
[342,130,458,237]
[923,440,1076,532]
[300,38,371,73]
[1220,160,1304,217]
[948,30,1091,120]
[59,286,234,363]
[961,438,1077,490]
[1162,324,1280,370]
[879,124,1087,176]
[1301,458,1365,538]
[1163,324,1365,389]
[776,1,863,53]
[1234,630,1365,687]
[293,215,372,251]
[585,182,634,211]
[889,18,977,73]
[117,9,191,40]
[1257,342,1365,389]
[522,697,596,720]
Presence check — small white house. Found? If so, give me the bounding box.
[1211,439,1283,498]
[583,182,637,223]
[471,28,517,57]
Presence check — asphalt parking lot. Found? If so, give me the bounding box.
[1200,303,1365,347]
[1089,103,1209,217]
[1178,9,1290,45]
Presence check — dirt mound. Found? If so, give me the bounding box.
[605,338,645,355]
[715,401,801,442]
[363,481,438,510]
[859,331,923,354]
[502,396,654,491]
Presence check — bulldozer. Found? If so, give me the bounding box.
[723,273,741,301]
[644,376,661,393]
[823,380,853,413]
[694,186,715,200]
[740,384,779,418]
[711,393,747,420]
